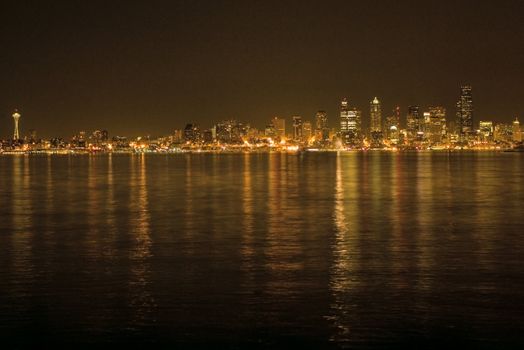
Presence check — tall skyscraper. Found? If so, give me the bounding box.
[292,115,303,141]
[385,106,400,144]
[315,110,329,141]
[427,106,446,144]
[340,98,361,146]
[340,98,350,133]
[513,118,522,142]
[12,110,21,140]
[272,117,286,140]
[406,105,420,143]
[370,97,382,132]
[457,85,473,136]
[303,121,312,142]
[369,97,383,147]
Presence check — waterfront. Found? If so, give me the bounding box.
[1,152,523,347]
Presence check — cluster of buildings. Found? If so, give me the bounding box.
[1,86,523,154]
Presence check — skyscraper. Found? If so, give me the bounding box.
[479,121,494,142]
[303,121,312,142]
[369,97,382,147]
[292,115,303,141]
[340,98,350,134]
[272,117,286,140]
[385,106,400,144]
[340,98,361,146]
[427,106,446,144]
[457,85,473,136]
[184,123,201,143]
[406,105,420,143]
[513,118,522,142]
[12,110,21,140]
[370,97,382,132]
[216,120,243,144]
[315,110,329,141]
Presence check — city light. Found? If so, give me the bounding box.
[1,86,523,154]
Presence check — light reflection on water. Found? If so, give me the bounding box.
[0,152,523,347]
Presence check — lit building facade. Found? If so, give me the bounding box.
[385,106,400,145]
[406,105,420,144]
[272,117,286,140]
[315,110,329,141]
[340,98,360,146]
[370,97,382,147]
[427,106,446,144]
[513,118,522,142]
[457,85,474,137]
[479,121,494,142]
[303,121,312,142]
[293,115,303,141]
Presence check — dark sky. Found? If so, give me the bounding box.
[1,0,523,138]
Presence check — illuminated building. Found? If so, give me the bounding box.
[406,105,420,143]
[315,110,329,141]
[494,124,512,144]
[385,106,400,145]
[303,121,312,142]
[112,136,129,149]
[216,120,243,144]
[184,123,201,143]
[427,106,446,144]
[456,85,474,138]
[513,118,522,142]
[369,97,383,147]
[292,115,303,141]
[91,130,109,144]
[340,98,361,146]
[340,98,350,134]
[245,126,259,142]
[479,121,494,141]
[28,129,37,143]
[12,110,21,140]
[172,129,184,143]
[271,117,286,140]
[265,123,276,138]
[370,97,382,132]
[203,129,214,143]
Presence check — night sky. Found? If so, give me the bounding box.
[1,0,523,138]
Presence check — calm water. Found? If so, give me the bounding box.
[0,152,523,347]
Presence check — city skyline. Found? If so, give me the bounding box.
[1,1,523,137]
[2,2,524,347]
[2,85,521,140]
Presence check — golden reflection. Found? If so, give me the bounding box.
[129,154,156,324]
[86,155,102,256]
[389,154,410,290]
[265,154,303,297]
[10,155,35,293]
[415,154,434,294]
[44,155,55,242]
[327,152,360,341]
[470,154,495,272]
[240,154,256,292]
[104,154,117,259]
[241,154,254,261]
[184,154,196,254]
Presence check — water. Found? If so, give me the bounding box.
[0,152,523,347]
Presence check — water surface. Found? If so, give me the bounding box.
[0,152,523,347]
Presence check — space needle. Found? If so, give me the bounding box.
[12,110,21,140]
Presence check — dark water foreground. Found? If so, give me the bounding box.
[0,152,523,348]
